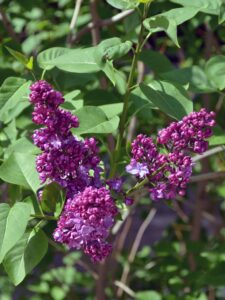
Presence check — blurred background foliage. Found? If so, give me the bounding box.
[0,0,225,299]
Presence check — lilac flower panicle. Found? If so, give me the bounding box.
[157,108,216,154]
[29,81,102,197]
[126,109,215,201]
[53,186,118,262]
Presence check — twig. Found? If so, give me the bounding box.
[192,146,225,162]
[215,93,225,113]
[72,9,134,43]
[76,260,99,280]
[67,0,83,46]
[90,0,101,46]
[114,281,135,298]
[0,8,19,43]
[190,171,225,182]
[127,61,144,142]
[117,208,157,298]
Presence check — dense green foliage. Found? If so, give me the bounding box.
[0,0,225,299]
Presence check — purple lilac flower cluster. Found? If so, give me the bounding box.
[30,81,117,261]
[30,81,102,196]
[157,108,216,154]
[53,187,118,262]
[126,109,215,200]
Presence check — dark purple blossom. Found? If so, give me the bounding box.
[157,108,216,154]
[149,153,193,201]
[126,109,215,200]
[29,81,102,197]
[124,197,134,206]
[53,186,118,262]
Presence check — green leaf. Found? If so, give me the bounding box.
[40,182,65,214]
[5,47,28,66]
[219,1,225,24]
[205,55,225,91]
[0,77,25,110]
[72,106,119,135]
[0,203,31,263]
[99,103,123,119]
[3,229,48,285]
[140,80,193,120]
[209,127,225,146]
[23,195,42,215]
[37,47,71,70]
[136,291,162,300]
[0,78,31,124]
[0,152,41,193]
[114,69,127,95]
[161,7,200,25]
[161,66,217,93]
[140,50,174,74]
[144,15,179,47]
[4,119,17,143]
[5,137,40,159]
[144,7,200,47]
[102,60,116,85]
[26,56,34,70]
[130,86,155,120]
[95,38,127,84]
[106,0,138,10]
[104,41,132,60]
[170,0,221,15]
[38,47,100,73]
[97,38,122,57]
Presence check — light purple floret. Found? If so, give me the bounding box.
[126,160,149,178]
[53,186,118,262]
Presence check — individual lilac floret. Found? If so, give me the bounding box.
[157,108,216,154]
[107,177,123,193]
[53,187,118,262]
[124,197,134,206]
[126,160,149,178]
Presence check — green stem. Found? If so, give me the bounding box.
[110,4,149,178]
[126,177,149,196]
[31,214,58,221]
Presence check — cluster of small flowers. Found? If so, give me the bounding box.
[30,81,102,196]
[53,187,118,262]
[30,81,117,262]
[126,109,215,200]
[157,109,216,154]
